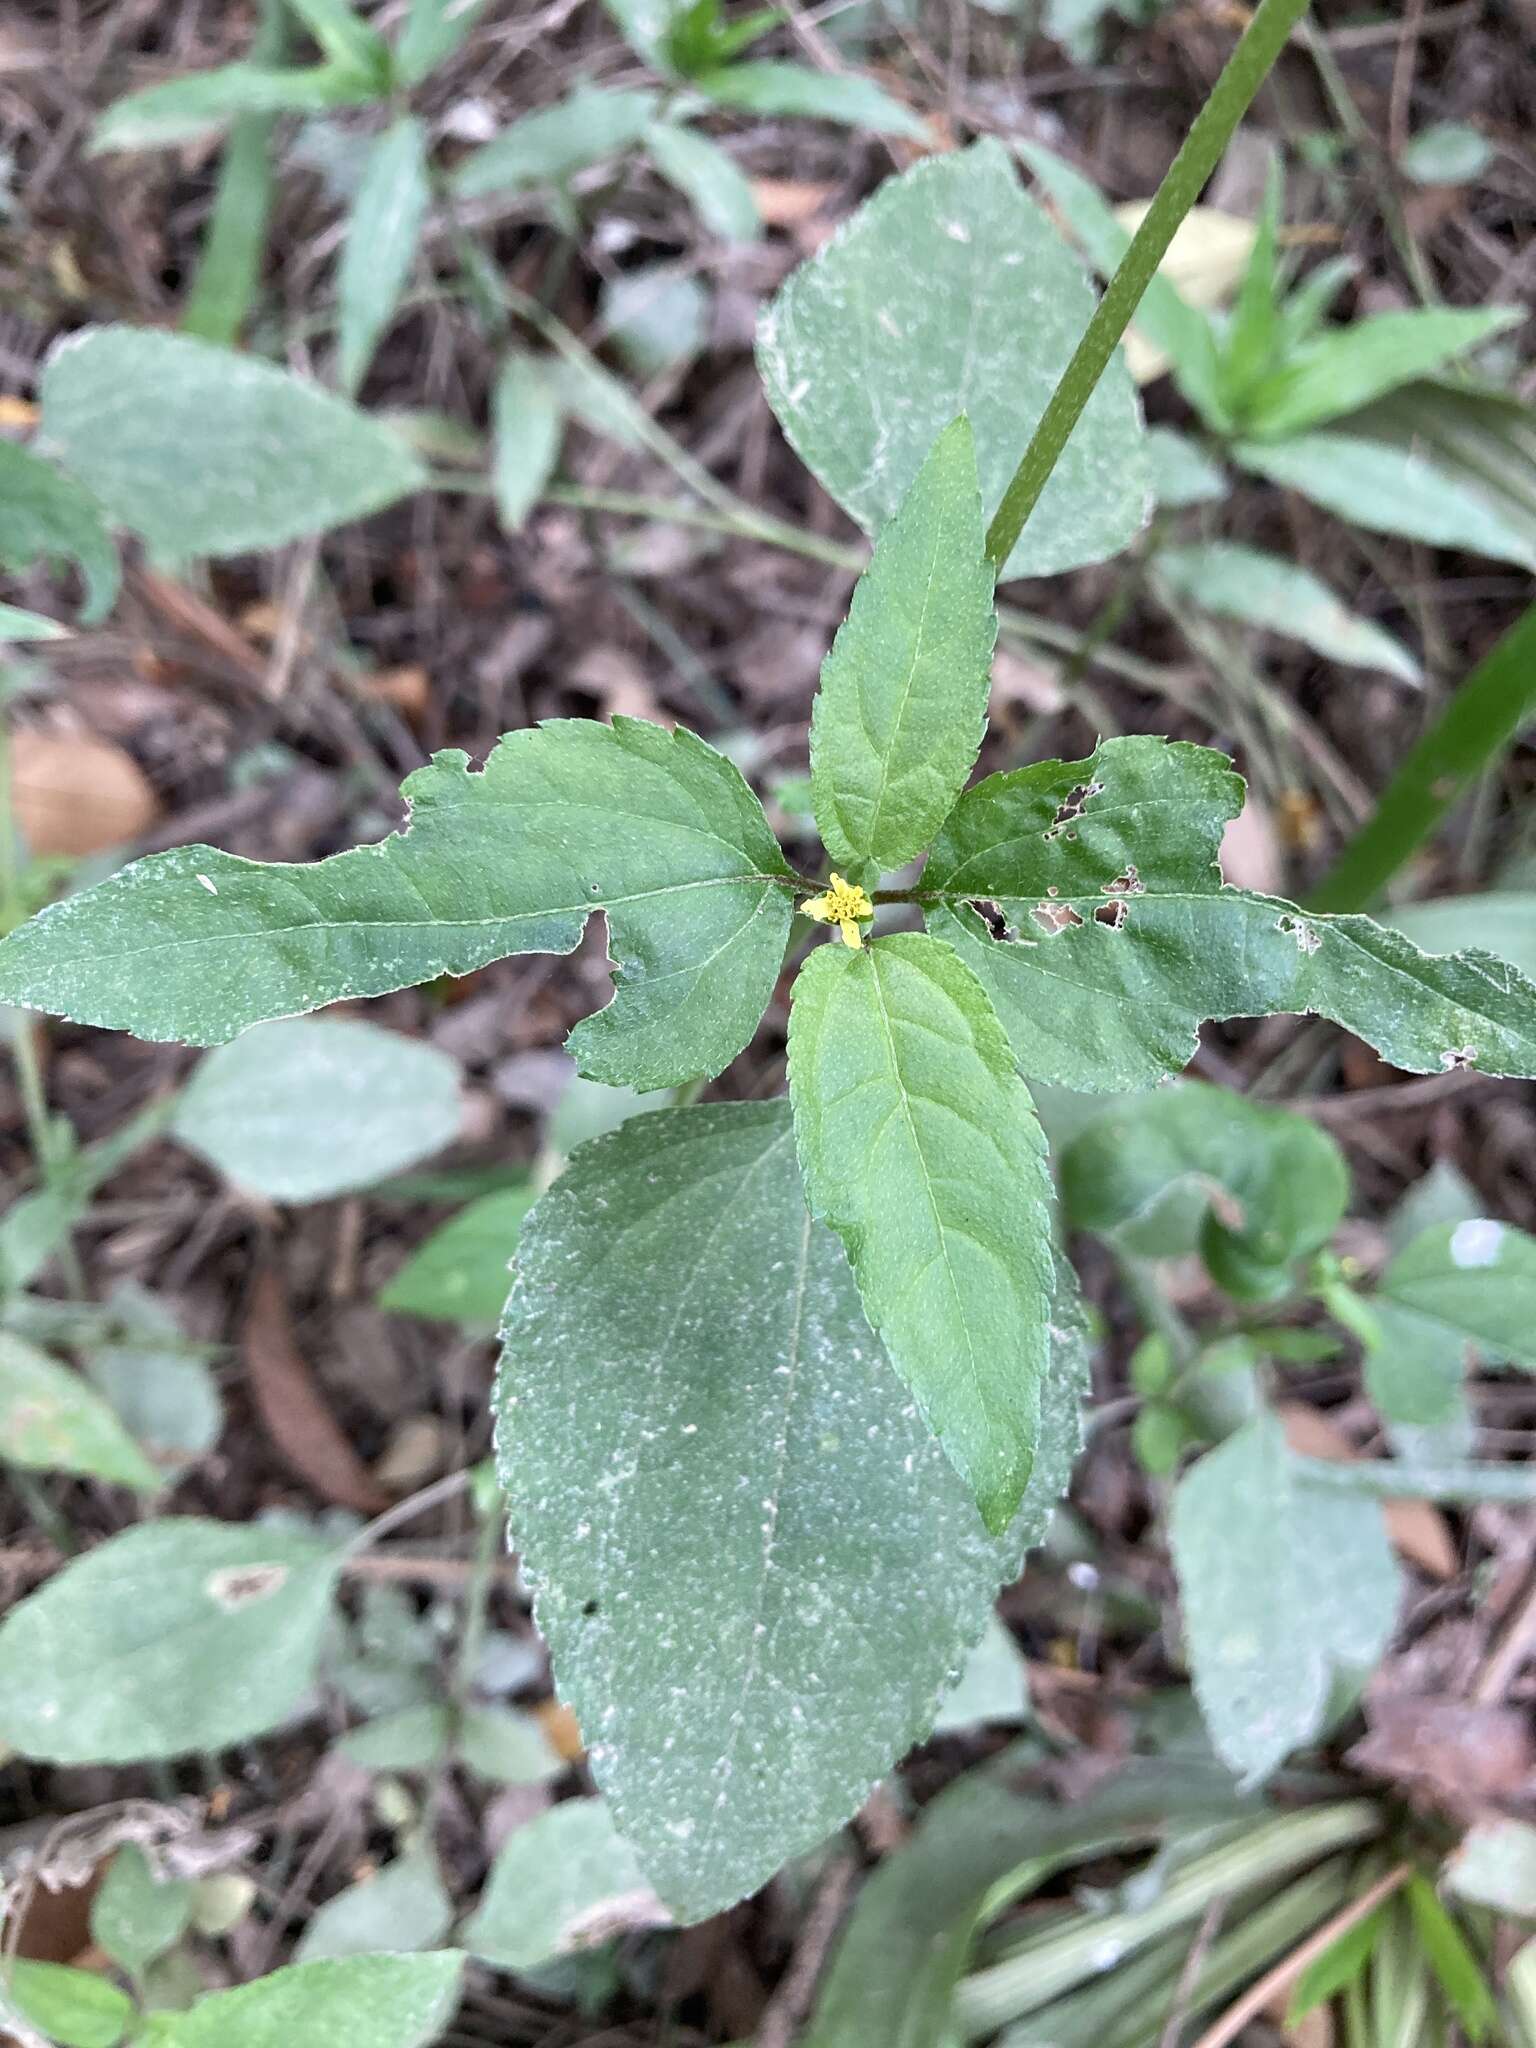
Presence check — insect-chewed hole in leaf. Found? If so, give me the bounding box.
[1440,1044,1479,1071]
[206,1562,290,1611]
[1044,778,1103,840]
[1094,900,1128,930]
[1103,864,1144,896]
[1032,901,1085,935]
[970,898,1017,941]
[581,1598,600,1617]
[1276,912,1322,955]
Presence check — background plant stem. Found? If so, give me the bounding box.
[984,0,1313,574]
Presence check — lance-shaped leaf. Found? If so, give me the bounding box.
[138,1953,464,2048]
[922,735,1536,1093]
[787,932,1055,1531]
[810,417,996,875]
[336,115,431,395]
[1171,1411,1400,1784]
[758,139,1149,581]
[0,718,795,1090]
[497,1099,1087,1921]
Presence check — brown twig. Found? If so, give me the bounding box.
[756,1853,858,2048]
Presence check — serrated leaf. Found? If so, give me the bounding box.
[39,326,425,559]
[0,1961,134,2048]
[810,417,995,874]
[172,1017,464,1202]
[1238,306,1519,440]
[1060,1080,1347,1282]
[0,1330,162,1491]
[644,119,760,241]
[451,86,657,199]
[0,718,795,1089]
[496,1100,1087,1920]
[694,60,924,137]
[295,1848,454,1962]
[758,140,1149,581]
[140,1953,464,2048]
[336,116,430,395]
[1234,431,1536,569]
[92,1845,194,1979]
[0,440,118,624]
[395,0,494,83]
[379,1185,534,1324]
[491,351,564,532]
[0,1518,339,1761]
[1170,1411,1400,1783]
[788,932,1055,1531]
[1152,541,1421,684]
[90,63,379,154]
[1366,1217,1536,1426]
[922,735,1536,1092]
[466,1800,662,1967]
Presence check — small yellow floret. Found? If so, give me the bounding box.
[802,873,874,949]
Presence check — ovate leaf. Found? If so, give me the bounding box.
[0,440,118,624]
[788,933,1055,1531]
[0,1330,162,1491]
[39,326,426,559]
[758,140,1149,581]
[1152,541,1421,684]
[1447,1819,1536,1919]
[497,1101,1087,1920]
[694,61,924,138]
[645,119,760,242]
[1402,122,1493,185]
[379,1185,534,1324]
[92,1845,194,1978]
[0,1961,134,2048]
[295,1847,454,1962]
[172,1017,464,1202]
[141,1953,464,2048]
[1170,1411,1400,1783]
[922,735,1536,1092]
[811,417,995,873]
[1366,1218,1536,1425]
[1234,432,1536,569]
[466,1800,662,1967]
[492,351,565,532]
[0,1518,339,1761]
[451,86,657,199]
[1238,306,1519,440]
[0,718,795,1090]
[336,116,430,394]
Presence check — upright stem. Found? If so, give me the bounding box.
[984,0,1312,574]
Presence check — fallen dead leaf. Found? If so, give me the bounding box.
[1349,1690,1535,1816]
[9,727,159,856]
[0,394,38,429]
[535,1699,586,1762]
[1112,201,1258,384]
[242,1266,392,1516]
[1219,796,1284,897]
[363,664,431,720]
[1277,1403,1458,1579]
[372,1415,447,1494]
[750,178,835,228]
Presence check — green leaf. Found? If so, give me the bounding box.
[172,1017,464,1203]
[645,119,761,242]
[1402,121,1493,185]
[465,1800,660,1967]
[40,327,425,560]
[0,1101,171,1296]
[336,116,430,395]
[1146,426,1228,509]
[0,718,795,1089]
[1152,541,1421,684]
[599,266,709,378]
[338,1702,452,1770]
[1366,1217,1536,1425]
[285,0,393,81]
[1299,1455,1536,1507]
[457,1703,563,1785]
[1384,893,1536,980]
[92,1844,194,1979]
[921,735,1536,1092]
[1447,1819,1536,1919]
[1286,1902,1388,2021]
[0,441,118,624]
[1238,307,1519,440]
[787,932,1055,1531]
[180,113,278,347]
[694,61,924,137]
[84,1301,224,1476]
[91,63,380,154]
[931,1613,1029,1732]
[0,602,69,640]
[394,0,493,83]
[1170,1411,1400,1783]
[1234,431,1536,569]
[758,140,1149,581]
[1219,163,1284,410]
[0,1961,135,2048]
[1405,1874,1496,2044]
[379,1185,534,1324]
[450,86,658,199]
[497,1100,1087,1920]
[810,418,995,873]
[142,1953,463,2048]
[1060,1080,1347,1286]
[0,1330,162,1491]
[602,0,679,64]
[0,1518,339,1761]
[491,351,565,532]
[295,1848,454,1962]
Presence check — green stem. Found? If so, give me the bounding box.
[1306,600,1536,914]
[984,0,1312,573]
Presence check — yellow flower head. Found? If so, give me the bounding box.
[802,873,874,949]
